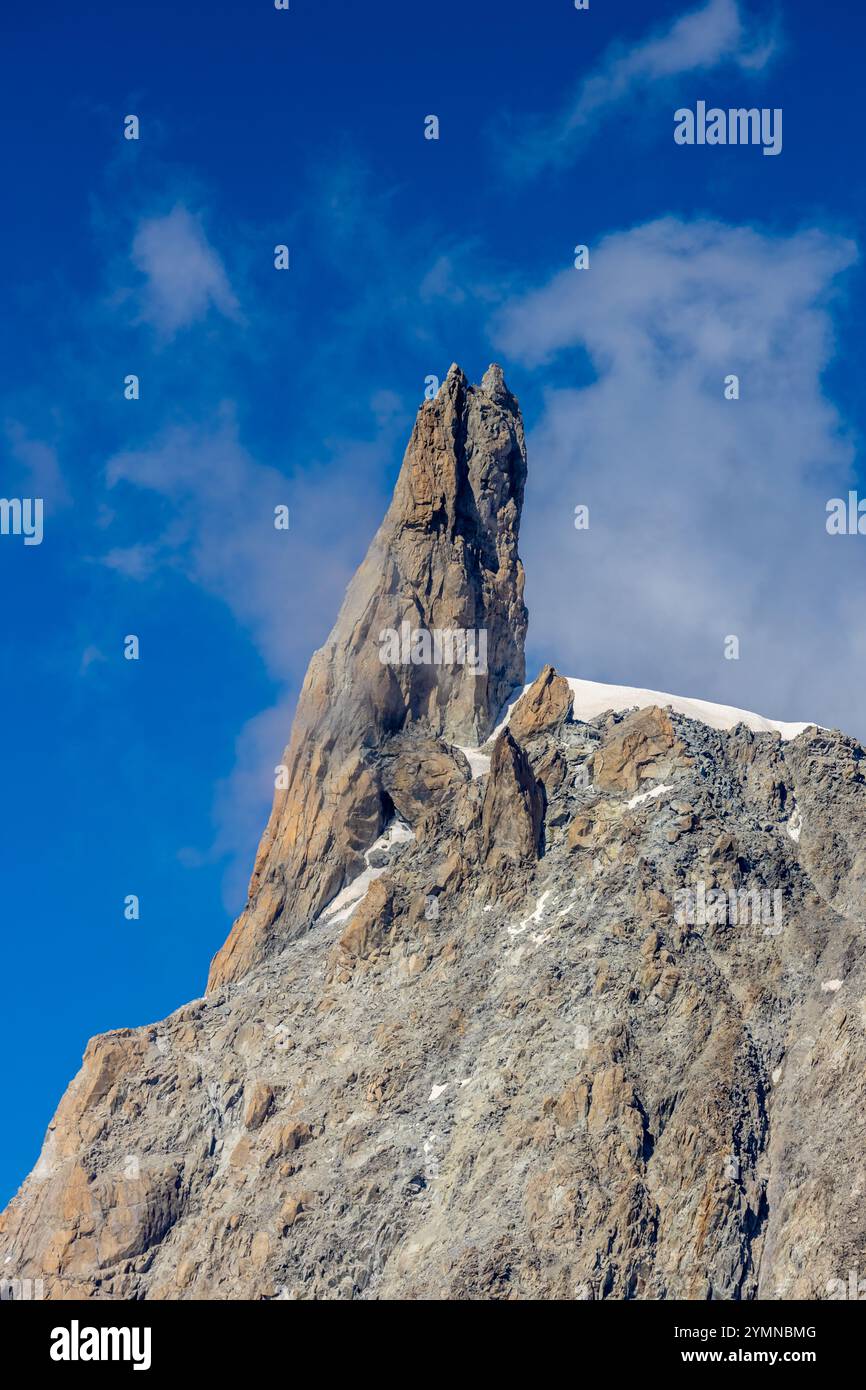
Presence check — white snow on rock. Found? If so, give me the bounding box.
[429,1084,448,1101]
[318,818,415,926]
[787,808,803,843]
[821,979,843,993]
[567,678,813,741]
[627,783,673,810]
[457,745,491,779]
[488,676,813,743]
[508,889,552,937]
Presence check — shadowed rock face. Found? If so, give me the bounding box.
[481,729,545,868]
[208,364,528,992]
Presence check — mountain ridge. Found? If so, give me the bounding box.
[2,367,865,1302]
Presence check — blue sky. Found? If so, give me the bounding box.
[2,0,865,1205]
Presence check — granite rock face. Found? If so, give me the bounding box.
[208,364,528,992]
[3,369,866,1302]
[507,664,573,744]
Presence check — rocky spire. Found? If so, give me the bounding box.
[207,364,528,991]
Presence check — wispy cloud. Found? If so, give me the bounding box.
[4,422,70,507]
[103,393,410,898]
[491,217,862,735]
[499,0,779,178]
[207,693,298,910]
[103,400,406,679]
[130,205,241,338]
[78,644,107,675]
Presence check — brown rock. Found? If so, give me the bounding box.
[268,1123,313,1161]
[229,1136,254,1170]
[481,729,544,867]
[567,800,621,852]
[338,877,395,959]
[567,810,595,851]
[508,665,572,742]
[528,740,569,798]
[250,1231,271,1267]
[280,1191,315,1230]
[380,732,470,835]
[95,1170,183,1267]
[244,1082,276,1131]
[592,706,683,793]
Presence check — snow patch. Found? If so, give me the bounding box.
[319,866,382,926]
[457,746,491,779]
[318,818,415,925]
[626,783,673,810]
[429,1084,448,1102]
[821,979,843,993]
[389,821,415,847]
[508,889,552,938]
[567,677,813,741]
[787,809,803,843]
[490,675,813,743]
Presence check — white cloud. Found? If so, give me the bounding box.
[501,0,778,177]
[4,422,70,507]
[208,694,298,911]
[104,402,403,679]
[101,541,162,579]
[491,217,864,737]
[104,397,410,902]
[420,255,469,305]
[79,645,107,675]
[131,205,240,337]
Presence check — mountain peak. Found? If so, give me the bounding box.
[5,369,866,1303]
[480,362,511,404]
[207,368,528,989]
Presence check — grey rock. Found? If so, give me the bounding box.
[2,374,866,1303]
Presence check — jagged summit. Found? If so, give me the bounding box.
[208,365,528,990]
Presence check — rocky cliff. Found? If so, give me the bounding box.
[3,367,866,1301]
[209,362,527,991]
